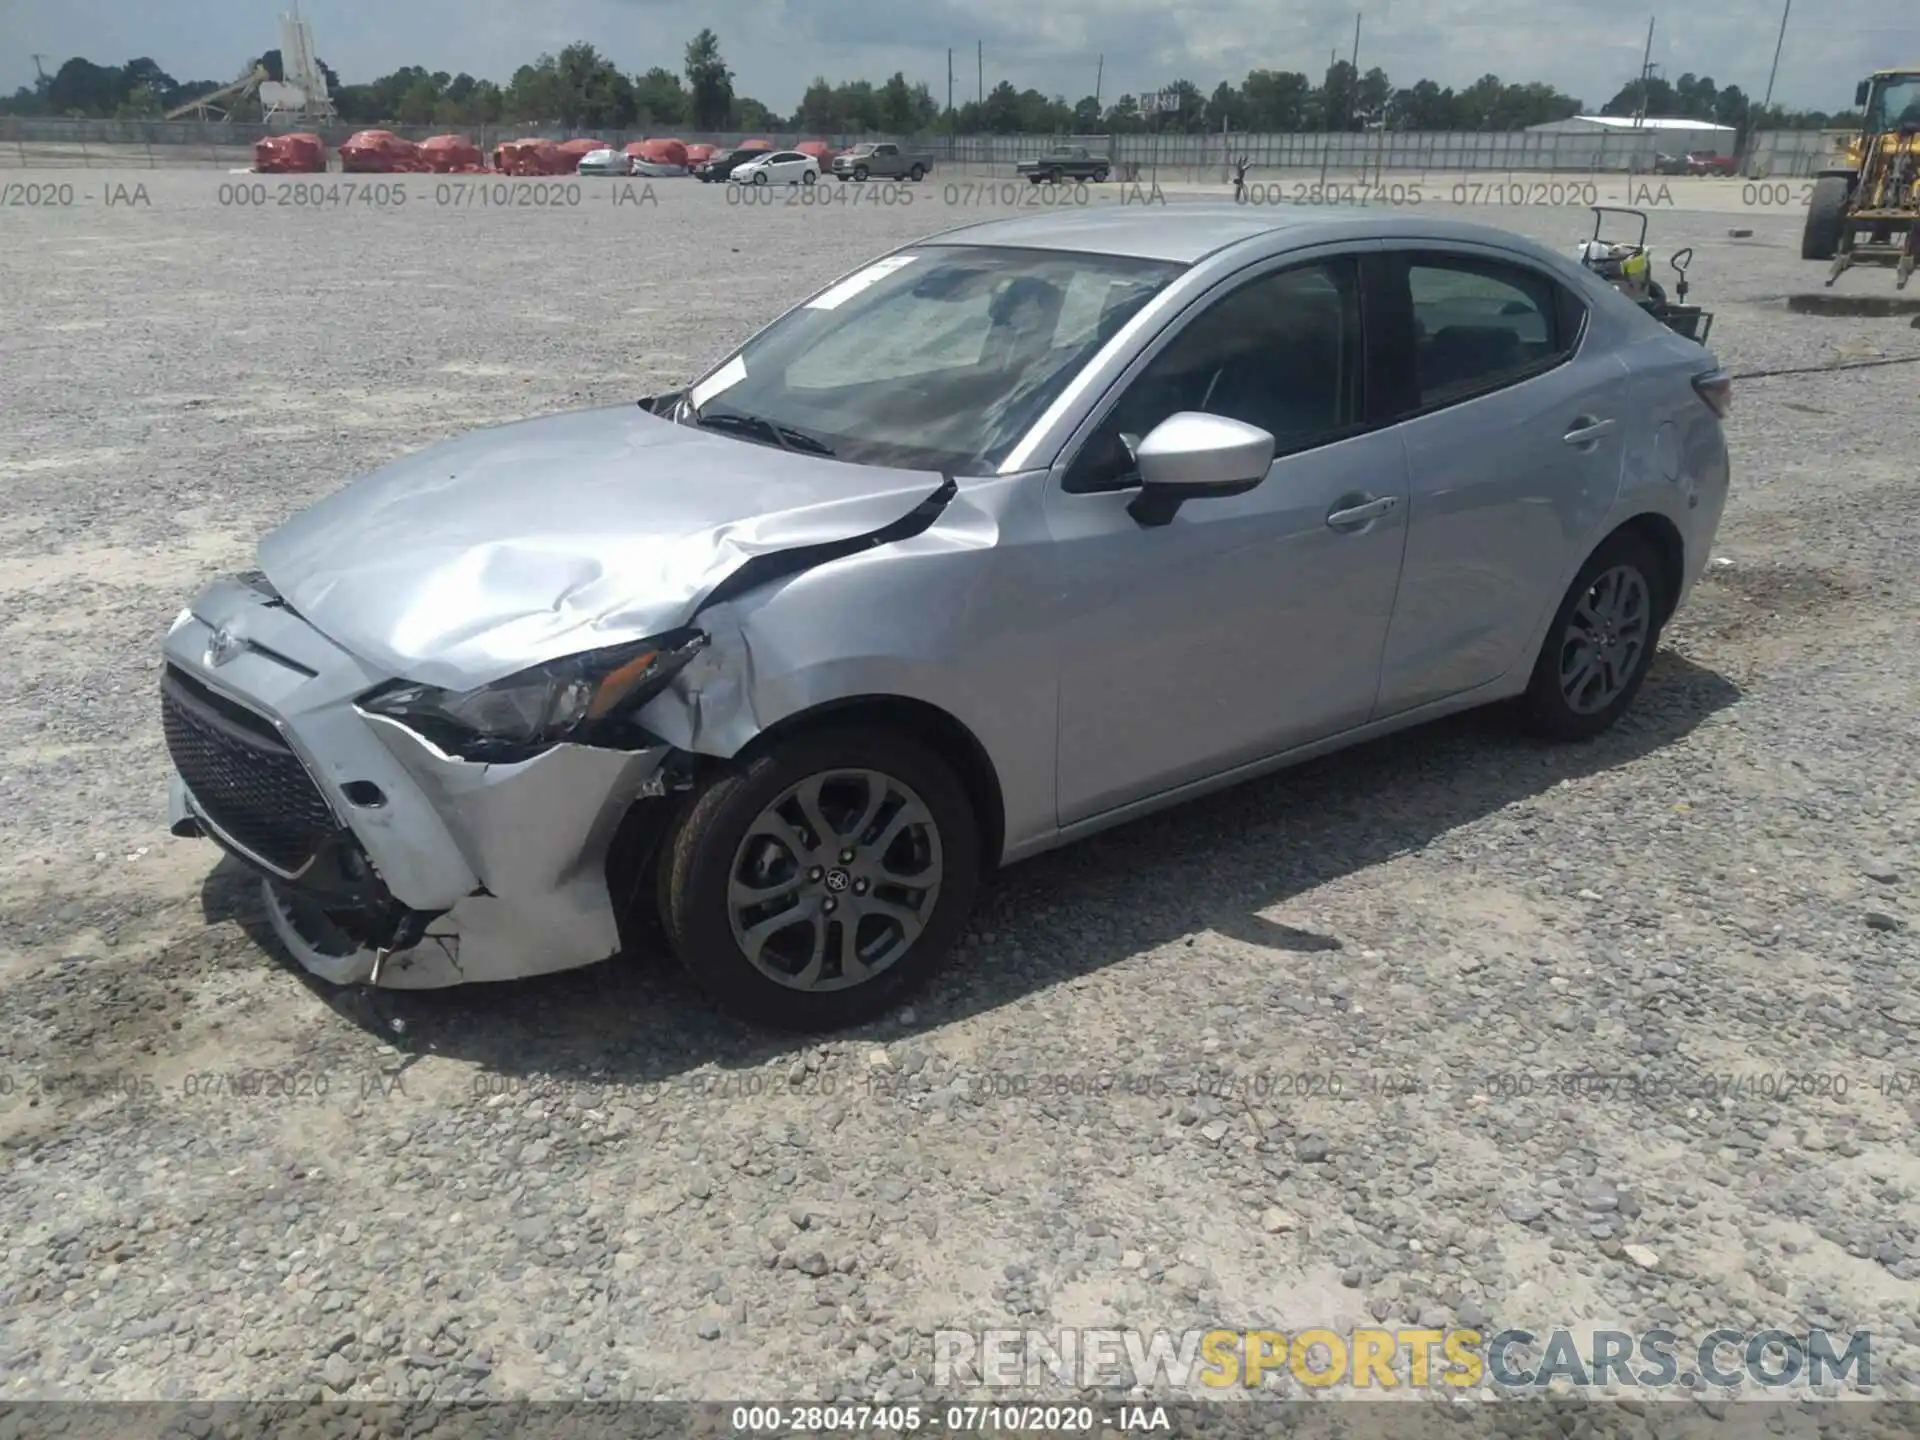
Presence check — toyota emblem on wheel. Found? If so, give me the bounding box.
[824,868,850,893]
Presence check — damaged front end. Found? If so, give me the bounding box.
[161,405,962,989]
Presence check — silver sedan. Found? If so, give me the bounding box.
[160,206,1731,1029]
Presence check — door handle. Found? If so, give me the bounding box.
[1563,416,1617,445]
[1326,494,1399,530]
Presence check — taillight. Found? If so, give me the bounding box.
[1693,369,1732,418]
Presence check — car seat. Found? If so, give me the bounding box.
[1419,326,1523,398]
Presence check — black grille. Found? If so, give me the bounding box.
[161,665,338,874]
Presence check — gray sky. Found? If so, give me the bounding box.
[1,0,1911,113]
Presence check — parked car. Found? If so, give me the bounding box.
[630,159,690,178]
[830,142,931,181]
[160,207,1731,1031]
[1016,145,1113,184]
[1686,152,1740,176]
[696,147,767,183]
[730,150,820,186]
[1649,151,1690,175]
[575,147,633,176]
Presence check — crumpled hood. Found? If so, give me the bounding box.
[256,404,946,692]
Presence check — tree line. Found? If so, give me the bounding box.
[1,29,1857,137]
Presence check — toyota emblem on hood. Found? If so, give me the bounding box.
[206,626,239,667]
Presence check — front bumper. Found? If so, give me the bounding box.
[161,575,674,988]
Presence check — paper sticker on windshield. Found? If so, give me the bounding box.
[687,354,746,409]
[805,255,919,311]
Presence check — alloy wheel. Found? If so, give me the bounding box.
[1557,564,1651,714]
[725,769,943,992]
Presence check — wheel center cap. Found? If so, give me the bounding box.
[824,868,851,893]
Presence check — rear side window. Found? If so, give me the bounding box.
[1406,257,1575,408]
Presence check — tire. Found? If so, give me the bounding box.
[1518,529,1668,742]
[752,170,768,185]
[1801,175,1851,260]
[802,169,816,184]
[853,165,869,181]
[1092,167,1109,183]
[658,727,981,1031]
[908,163,926,181]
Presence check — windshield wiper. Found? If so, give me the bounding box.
[690,409,835,457]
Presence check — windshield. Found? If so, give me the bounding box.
[1867,75,1920,132]
[680,245,1184,473]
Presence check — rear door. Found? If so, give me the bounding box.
[1371,245,1628,715]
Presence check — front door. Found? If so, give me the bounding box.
[1047,252,1411,826]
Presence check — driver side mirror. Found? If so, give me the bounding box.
[1856,80,1871,108]
[1126,412,1276,528]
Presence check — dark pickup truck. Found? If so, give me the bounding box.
[1015,146,1112,184]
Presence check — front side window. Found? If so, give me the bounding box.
[1406,258,1567,408]
[1065,258,1364,493]
[682,245,1184,474]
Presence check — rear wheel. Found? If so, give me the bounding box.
[1092,167,1109,183]
[1519,530,1667,741]
[802,169,816,184]
[908,163,926,181]
[658,728,980,1031]
[1801,175,1851,260]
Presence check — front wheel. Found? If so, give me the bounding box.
[752,170,768,185]
[1518,530,1667,741]
[657,728,981,1031]
[852,165,869,181]
[1801,175,1851,260]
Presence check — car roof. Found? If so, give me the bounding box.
[920,203,1576,267]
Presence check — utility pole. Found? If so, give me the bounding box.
[1633,16,1655,127]
[1758,0,1789,112]
[1319,48,1337,187]
[1346,12,1363,133]
[1094,54,1103,119]
[977,41,983,107]
[947,48,954,158]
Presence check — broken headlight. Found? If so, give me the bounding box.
[360,629,708,760]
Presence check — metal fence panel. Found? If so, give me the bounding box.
[0,115,1844,177]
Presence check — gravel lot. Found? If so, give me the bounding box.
[1,170,1917,1411]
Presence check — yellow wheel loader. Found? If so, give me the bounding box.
[1802,68,1920,288]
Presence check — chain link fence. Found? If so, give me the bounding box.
[0,115,1849,179]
